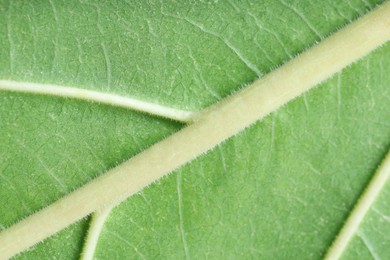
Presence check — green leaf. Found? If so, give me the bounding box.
[343,180,390,259]
[0,0,389,259]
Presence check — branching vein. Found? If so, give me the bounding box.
[0,2,389,259]
[0,80,194,123]
[325,149,390,260]
[80,207,113,260]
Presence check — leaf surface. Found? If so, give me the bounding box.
[0,0,389,259]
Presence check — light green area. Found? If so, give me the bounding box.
[0,0,388,259]
[96,45,390,259]
[0,93,182,227]
[0,93,182,258]
[0,0,379,110]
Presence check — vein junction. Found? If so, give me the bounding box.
[0,80,194,123]
[0,2,389,259]
[80,207,113,260]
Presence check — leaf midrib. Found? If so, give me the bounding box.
[0,1,390,258]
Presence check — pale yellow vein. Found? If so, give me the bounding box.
[324,150,390,260]
[0,80,194,123]
[0,2,389,259]
[80,207,113,260]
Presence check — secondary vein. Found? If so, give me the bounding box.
[324,149,390,260]
[0,2,389,258]
[80,207,113,260]
[0,80,194,123]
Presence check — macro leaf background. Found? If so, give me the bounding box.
[0,0,389,259]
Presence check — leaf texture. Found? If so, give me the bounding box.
[0,0,389,259]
